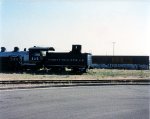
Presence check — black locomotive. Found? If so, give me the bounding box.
[0,45,92,73]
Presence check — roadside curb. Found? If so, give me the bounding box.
[0,79,150,90]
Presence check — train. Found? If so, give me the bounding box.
[92,55,149,70]
[0,45,149,73]
[0,45,92,73]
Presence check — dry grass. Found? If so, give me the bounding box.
[0,69,150,81]
[86,69,150,80]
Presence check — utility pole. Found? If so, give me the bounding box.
[112,42,116,56]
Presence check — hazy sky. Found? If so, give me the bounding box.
[0,0,150,56]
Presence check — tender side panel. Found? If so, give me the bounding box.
[44,52,88,68]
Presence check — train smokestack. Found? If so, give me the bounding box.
[14,47,19,52]
[1,47,6,52]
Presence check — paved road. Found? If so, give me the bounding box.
[0,85,149,119]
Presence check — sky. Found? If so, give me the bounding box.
[0,0,150,56]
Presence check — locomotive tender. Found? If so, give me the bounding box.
[0,45,92,72]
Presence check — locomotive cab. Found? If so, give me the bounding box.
[28,46,55,69]
[29,47,54,61]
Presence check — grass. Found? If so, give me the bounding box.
[0,69,150,81]
[86,69,150,79]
